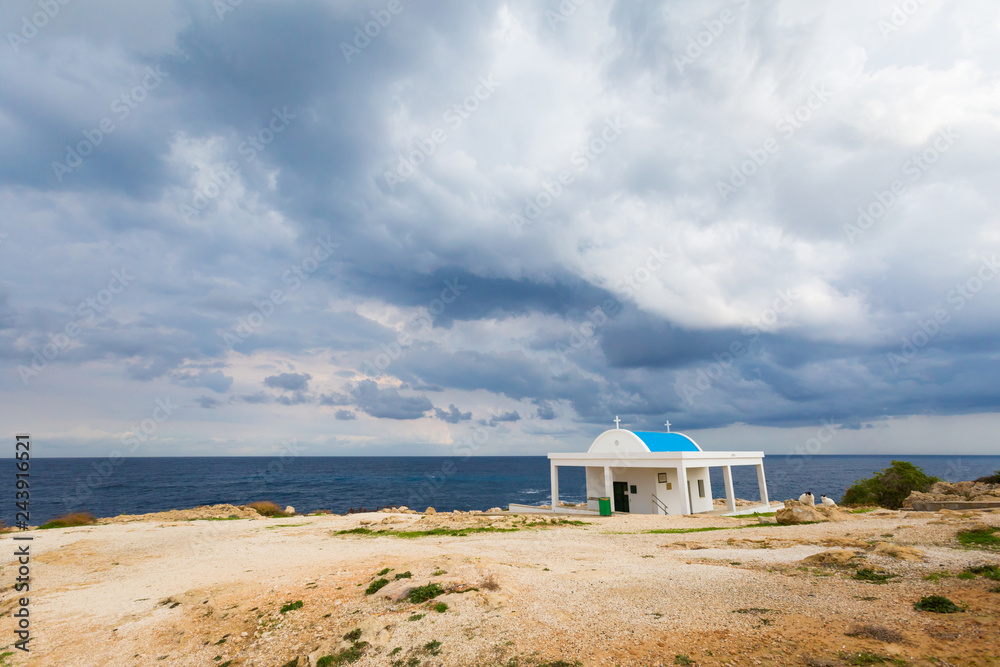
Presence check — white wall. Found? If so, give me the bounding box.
[585,466,605,511]
[582,465,715,515]
[685,466,714,513]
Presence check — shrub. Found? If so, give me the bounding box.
[365,578,389,595]
[280,600,303,614]
[377,568,391,576]
[974,470,1000,483]
[406,583,444,603]
[343,629,362,642]
[432,602,448,613]
[247,501,289,518]
[913,595,962,613]
[481,573,500,591]
[423,640,442,655]
[841,461,940,509]
[853,569,897,584]
[38,512,97,529]
[395,571,412,579]
[317,641,368,666]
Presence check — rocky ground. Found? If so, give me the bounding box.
[905,480,1000,507]
[1,503,999,666]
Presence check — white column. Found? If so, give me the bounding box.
[723,465,736,513]
[550,463,559,512]
[604,466,615,512]
[677,465,691,515]
[756,463,770,509]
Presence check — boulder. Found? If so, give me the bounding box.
[284,506,295,515]
[487,507,503,513]
[821,537,870,549]
[813,505,851,521]
[872,542,925,561]
[800,549,861,565]
[776,499,828,525]
[425,507,436,515]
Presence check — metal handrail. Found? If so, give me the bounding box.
[651,494,669,515]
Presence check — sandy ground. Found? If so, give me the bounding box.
[1,506,999,667]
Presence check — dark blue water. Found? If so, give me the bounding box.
[4,455,999,525]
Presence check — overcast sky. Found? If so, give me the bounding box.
[2,0,999,457]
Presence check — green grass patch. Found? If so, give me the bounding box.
[914,595,962,613]
[423,640,442,656]
[406,583,445,603]
[853,569,897,584]
[377,567,392,576]
[431,569,446,576]
[408,613,425,621]
[194,515,245,521]
[38,512,97,530]
[432,602,448,613]
[395,571,412,579]
[966,564,1000,580]
[849,508,877,514]
[267,523,308,529]
[958,526,1000,550]
[336,527,376,535]
[316,641,369,666]
[957,571,976,580]
[365,578,389,595]
[923,572,952,581]
[535,662,582,667]
[279,600,303,614]
[343,629,362,642]
[674,656,694,666]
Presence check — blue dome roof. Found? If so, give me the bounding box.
[632,431,701,452]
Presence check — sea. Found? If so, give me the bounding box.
[5,455,1000,526]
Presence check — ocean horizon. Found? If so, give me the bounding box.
[8,454,1000,526]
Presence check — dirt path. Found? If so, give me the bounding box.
[1,508,998,666]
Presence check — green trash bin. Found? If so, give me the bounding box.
[598,497,611,516]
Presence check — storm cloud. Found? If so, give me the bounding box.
[2,0,999,455]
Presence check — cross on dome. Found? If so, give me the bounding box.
[613,416,621,429]
[664,420,671,432]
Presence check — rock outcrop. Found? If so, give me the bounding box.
[904,480,1000,508]
[776,499,828,525]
